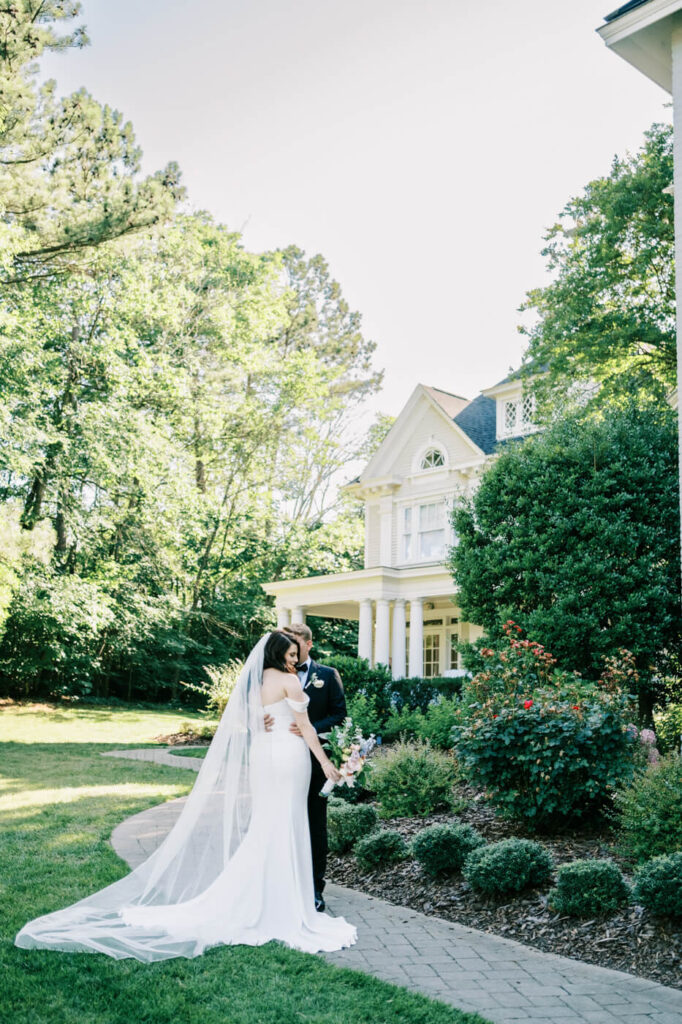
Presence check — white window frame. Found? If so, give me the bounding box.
[399,497,453,565]
[499,393,536,439]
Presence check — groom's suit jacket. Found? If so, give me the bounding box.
[301,659,347,736]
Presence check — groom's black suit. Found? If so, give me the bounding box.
[300,658,347,895]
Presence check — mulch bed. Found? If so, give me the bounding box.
[327,784,682,991]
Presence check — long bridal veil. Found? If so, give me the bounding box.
[16,635,271,961]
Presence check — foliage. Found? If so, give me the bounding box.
[463,839,554,896]
[417,697,460,750]
[547,860,629,918]
[331,657,394,721]
[180,661,243,717]
[450,403,681,718]
[0,217,380,700]
[633,853,682,919]
[381,698,460,750]
[345,692,384,738]
[1,704,479,1024]
[178,721,218,742]
[380,705,425,744]
[520,123,675,411]
[453,625,637,826]
[307,615,359,661]
[0,3,385,703]
[614,754,682,864]
[653,702,682,755]
[390,676,464,713]
[0,3,181,284]
[354,829,410,873]
[327,800,378,854]
[369,740,457,818]
[411,823,484,878]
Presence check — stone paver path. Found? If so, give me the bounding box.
[106,748,682,1024]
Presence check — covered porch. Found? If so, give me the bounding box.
[262,565,483,679]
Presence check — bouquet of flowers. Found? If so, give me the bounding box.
[320,717,376,797]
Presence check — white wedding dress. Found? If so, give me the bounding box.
[15,640,357,961]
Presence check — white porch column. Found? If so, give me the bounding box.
[290,606,306,624]
[673,16,682,579]
[391,598,406,679]
[276,607,290,629]
[408,598,423,677]
[358,599,373,662]
[375,599,391,668]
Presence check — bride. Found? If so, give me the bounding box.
[15,631,358,961]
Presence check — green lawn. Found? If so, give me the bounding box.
[0,702,489,1024]
[170,746,208,758]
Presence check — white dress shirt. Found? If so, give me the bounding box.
[298,658,311,689]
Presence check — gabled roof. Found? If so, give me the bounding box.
[422,386,469,419]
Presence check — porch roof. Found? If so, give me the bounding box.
[262,564,457,620]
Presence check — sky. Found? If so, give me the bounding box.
[40,0,670,422]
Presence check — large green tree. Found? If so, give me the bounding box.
[520,123,674,412]
[0,217,382,698]
[450,403,681,718]
[0,2,181,283]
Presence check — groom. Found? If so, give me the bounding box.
[283,622,347,913]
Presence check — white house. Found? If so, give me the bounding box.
[262,375,537,679]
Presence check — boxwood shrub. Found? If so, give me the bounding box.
[412,823,484,877]
[633,852,682,919]
[354,829,410,873]
[463,838,554,895]
[327,801,378,854]
[548,859,629,917]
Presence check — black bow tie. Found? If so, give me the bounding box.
[296,663,308,673]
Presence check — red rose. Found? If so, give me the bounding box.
[572,705,580,710]
[523,699,533,709]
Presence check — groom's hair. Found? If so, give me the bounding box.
[284,623,312,643]
[263,631,297,672]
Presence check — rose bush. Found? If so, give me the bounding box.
[452,624,638,826]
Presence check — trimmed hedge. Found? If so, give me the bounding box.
[327,801,378,854]
[548,860,629,917]
[412,823,484,877]
[633,852,682,919]
[463,839,554,895]
[354,830,410,873]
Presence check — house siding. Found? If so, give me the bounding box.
[365,503,381,568]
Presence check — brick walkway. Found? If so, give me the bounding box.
[106,749,682,1024]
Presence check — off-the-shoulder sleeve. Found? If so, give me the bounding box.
[284,695,310,713]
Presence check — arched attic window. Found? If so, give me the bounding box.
[420,447,446,470]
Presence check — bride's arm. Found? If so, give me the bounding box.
[283,678,341,782]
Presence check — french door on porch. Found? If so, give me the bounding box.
[406,617,460,678]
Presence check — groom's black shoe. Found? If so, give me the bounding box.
[314,892,325,913]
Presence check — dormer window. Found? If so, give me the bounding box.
[500,394,536,438]
[420,447,446,470]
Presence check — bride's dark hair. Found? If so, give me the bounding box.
[263,631,297,672]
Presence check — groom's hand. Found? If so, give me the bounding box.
[263,713,274,732]
[289,723,303,736]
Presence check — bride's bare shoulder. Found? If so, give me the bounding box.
[282,675,306,700]
[262,667,290,680]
